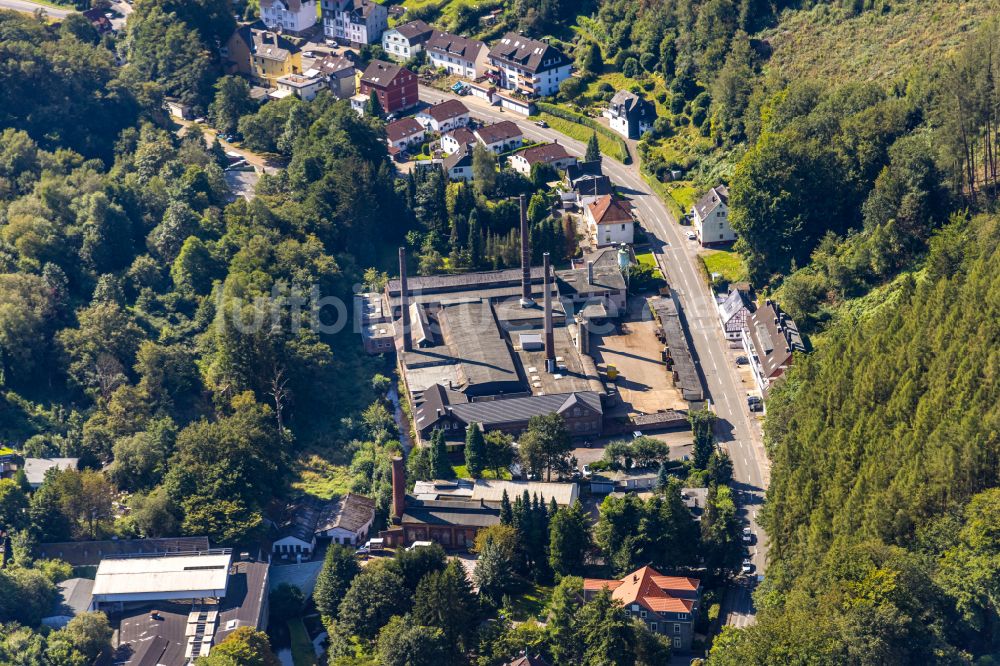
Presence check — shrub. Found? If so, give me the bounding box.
[640,52,657,72]
[622,57,640,78]
[669,95,685,114]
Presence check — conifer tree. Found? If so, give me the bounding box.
[586,132,601,163]
[464,422,485,478]
[500,489,513,524]
[429,429,452,479]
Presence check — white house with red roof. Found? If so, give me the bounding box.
[414,99,471,133]
[583,566,701,652]
[585,194,634,247]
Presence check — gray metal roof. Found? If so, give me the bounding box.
[718,288,748,324]
[449,390,602,428]
[401,498,501,527]
[488,32,568,73]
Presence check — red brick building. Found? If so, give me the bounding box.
[359,60,418,114]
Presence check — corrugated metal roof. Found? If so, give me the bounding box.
[472,479,579,506]
[93,553,232,598]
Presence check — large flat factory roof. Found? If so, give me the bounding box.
[401,300,524,397]
[514,324,602,395]
[650,295,705,402]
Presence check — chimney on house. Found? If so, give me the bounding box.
[391,456,405,523]
[519,194,533,307]
[543,252,556,372]
[587,260,594,285]
[399,247,412,352]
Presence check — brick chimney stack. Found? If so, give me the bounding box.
[399,247,412,352]
[391,456,405,523]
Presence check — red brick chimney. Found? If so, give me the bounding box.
[391,456,405,523]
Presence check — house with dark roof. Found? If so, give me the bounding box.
[566,160,613,199]
[260,0,317,34]
[692,185,735,246]
[81,8,113,34]
[508,142,577,175]
[381,20,435,61]
[358,59,418,114]
[249,29,302,87]
[474,120,523,154]
[441,127,476,155]
[273,494,378,558]
[585,195,634,247]
[606,90,656,139]
[415,99,471,133]
[322,0,387,46]
[443,145,474,181]
[427,31,489,79]
[486,33,572,97]
[741,299,805,397]
[273,498,322,560]
[584,566,701,652]
[310,54,357,99]
[385,117,426,154]
[506,655,552,666]
[717,286,751,341]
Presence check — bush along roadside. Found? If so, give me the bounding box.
[535,101,631,164]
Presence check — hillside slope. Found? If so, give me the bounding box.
[710,215,1000,662]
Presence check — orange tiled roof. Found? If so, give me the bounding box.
[585,566,698,616]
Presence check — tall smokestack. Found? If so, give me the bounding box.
[391,456,405,523]
[519,194,533,307]
[399,247,412,352]
[543,252,555,372]
[587,261,594,285]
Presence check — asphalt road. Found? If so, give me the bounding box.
[0,0,72,17]
[420,86,769,626]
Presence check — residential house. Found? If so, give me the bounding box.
[441,127,476,155]
[81,8,113,35]
[427,31,488,79]
[741,299,805,397]
[315,493,376,545]
[385,117,427,155]
[358,60,418,114]
[590,468,658,494]
[505,655,551,666]
[23,458,78,490]
[485,33,572,98]
[250,30,302,87]
[691,185,735,246]
[382,20,435,61]
[164,98,193,121]
[311,54,357,98]
[415,99,471,133]
[221,23,258,78]
[509,142,577,176]
[259,0,317,34]
[272,499,321,560]
[717,287,751,341]
[585,195,634,247]
[474,120,523,154]
[606,90,656,139]
[321,0,387,46]
[584,566,701,652]
[0,447,18,480]
[566,160,613,198]
[273,73,326,101]
[443,145,474,181]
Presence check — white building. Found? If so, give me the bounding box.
[606,90,656,139]
[23,457,78,489]
[585,195,635,247]
[441,127,476,155]
[485,32,572,98]
[741,300,805,397]
[691,185,736,246]
[474,120,523,154]
[427,31,488,79]
[442,146,474,181]
[381,20,435,61]
[91,552,233,606]
[385,117,427,153]
[414,99,470,133]
[508,142,577,176]
[717,287,750,341]
[321,0,387,46]
[274,73,326,101]
[315,493,376,545]
[260,0,317,34]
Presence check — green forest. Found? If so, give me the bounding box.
[1,0,1000,660]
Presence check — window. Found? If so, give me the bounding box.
[640,611,647,618]
[678,613,688,620]
[673,637,681,648]
[673,624,681,634]
[624,610,630,617]
[649,623,657,632]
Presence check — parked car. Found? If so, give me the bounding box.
[741,558,753,574]
[535,120,548,128]
[736,355,749,365]
[747,395,763,412]
[406,541,433,551]
[742,527,753,543]
[582,464,592,478]
[632,430,644,439]
[686,231,697,240]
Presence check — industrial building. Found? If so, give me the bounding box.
[87,550,270,665]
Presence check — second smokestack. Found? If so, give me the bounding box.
[399,247,411,352]
[519,194,533,307]
[543,252,555,372]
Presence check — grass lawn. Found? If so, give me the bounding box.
[288,618,317,666]
[701,249,747,283]
[667,182,697,213]
[508,582,554,622]
[451,463,511,480]
[634,251,664,279]
[291,453,354,500]
[532,112,628,163]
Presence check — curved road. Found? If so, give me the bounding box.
[421,86,768,626]
[0,0,72,17]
